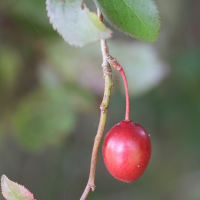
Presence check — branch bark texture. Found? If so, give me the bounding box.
[80,9,113,200]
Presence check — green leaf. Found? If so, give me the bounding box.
[46,0,112,47]
[1,175,35,200]
[94,0,160,42]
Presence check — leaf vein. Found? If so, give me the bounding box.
[121,0,153,36]
[7,182,18,200]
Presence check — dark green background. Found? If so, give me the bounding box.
[0,0,200,200]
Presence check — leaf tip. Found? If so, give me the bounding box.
[1,174,7,196]
[1,175,12,200]
[1,174,36,200]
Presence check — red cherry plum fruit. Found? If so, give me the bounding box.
[102,120,151,182]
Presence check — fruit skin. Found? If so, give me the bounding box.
[102,120,151,182]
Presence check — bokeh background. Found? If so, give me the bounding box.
[1,0,200,199]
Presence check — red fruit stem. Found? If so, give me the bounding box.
[119,68,129,121]
[108,58,130,121]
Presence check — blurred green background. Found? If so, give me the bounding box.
[1,0,200,199]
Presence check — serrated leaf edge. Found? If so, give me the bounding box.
[1,175,36,200]
[46,0,112,47]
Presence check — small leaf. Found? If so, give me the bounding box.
[94,0,160,42]
[46,0,112,47]
[1,175,35,200]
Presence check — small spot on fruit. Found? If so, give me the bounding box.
[148,134,150,137]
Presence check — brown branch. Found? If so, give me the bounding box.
[80,9,113,200]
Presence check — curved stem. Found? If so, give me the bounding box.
[80,9,113,200]
[107,58,129,121]
[119,68,129,121]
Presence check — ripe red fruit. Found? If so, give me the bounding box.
[102,120,151,182]
[102,61,151,182]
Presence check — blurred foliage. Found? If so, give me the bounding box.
[0,0,96,151]
[0,0,200,200]
[0,46,22,93]
[12,87,76,150]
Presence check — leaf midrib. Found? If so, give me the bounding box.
[6,181,19,200]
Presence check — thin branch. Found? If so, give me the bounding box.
[80,9,113,200]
